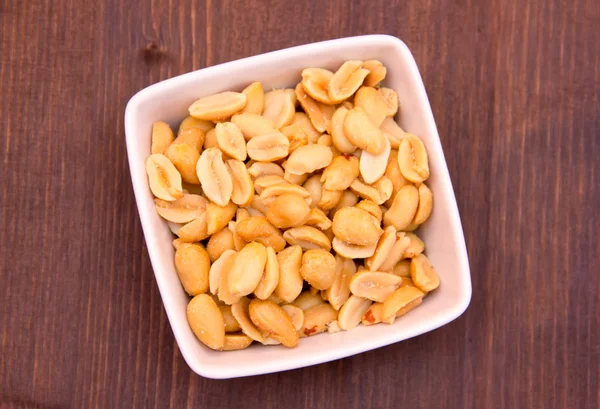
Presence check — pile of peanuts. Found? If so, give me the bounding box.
[145,60,440,351]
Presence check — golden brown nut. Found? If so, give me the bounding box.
[332,207,383,246]
[398,133,429,183]
[300,249,336,290]
[189,91,247,120]
[187,294,225,350]
[151,121,174,154]
[328,60,370,102]
[175,243,210,295]
[241,82,264,115]
[410,253,440,292]
[249,299,299,347]
[235,216,286,252]
[274,245,304,303]
[266,192,311,228]
[146,154,183,201]
[196,148,233,206]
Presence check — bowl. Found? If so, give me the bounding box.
[124,34,471,379]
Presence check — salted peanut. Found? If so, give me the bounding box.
[378,233,411,272]
[223,333,253,351]
[317,188,343,211]
[378,88,399,117]
[293,291,324,310]
[384,184,419,230]
[304,208,332,230]
[361,141,390,187]
[151,121,174,154]
[146,154,184,201]
[172,127,204,151]
[300,249,336,290]
[154,193,206,223]
[203,128,219,149]
[178,214,209,242]
[231,113,276,139]
[231,297,265,343]
[254,175,286,194]
[216,251,241,305]
[286,144,333,175]
[324,255,356,310]
[254,247,279,300]
[249,195,270,215]
[206,228,235,262]
[384,151,409,207]
[235,208,250,222]
[215,122,247,161]
[328,60,370,102]
[301,67,335,104]
[338,295,373,330]
[196,148,232,206]
[241,82,264,114]
[381,118,405,150]
[411,253,440,292]
[168,221,183,236]
[280,123,309,153]
[179,115,214,138]
[206,201,237,235]
[219,305,241,332]
[402,233,425,258]
[328,190,359,219]
[164,142,201,184]
[228,221,245,251]
[224,160,254,206]
[355,200,383,223]
[398,133,430,183]
[343,107,386,155]
[228,242,267,297]
[320,155,359,191]
[292,112,321,143]
[365,226,397,271]
[363,60,387,87]
[209,250,235,294]
[399,276,415,288]
[332,207,383,246]
[361,302,395,326]
[246,132,290,162]
[353,175,394,205]
[247,162,284,179]
[277,305,304,332]
[300,303,338,337]
[354,86,388,127]
[303,175,323,209]
[267,292,287,305]
[412,183,433,225]
[249,299,299,347]
[283,169,308,185]
[295,83,336,133]
[391,259,411,277]
[283,226,332,251]
[395,297,423,318]
[187,294,225,350]
[189,91,247,120]
[332,237,377,259]
[234,216,285,251]
[383,286,425,320]
[266,193,311,229]
[349,271,402,302]
[259,182,311,203]
[273,245,303,303]
[175,243,210,295]
[330,106,356,154]
[262,89,295,129]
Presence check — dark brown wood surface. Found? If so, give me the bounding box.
[1,0,598,408]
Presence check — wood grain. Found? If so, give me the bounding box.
[1,0,598,408]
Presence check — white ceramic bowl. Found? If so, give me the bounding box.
[124,35,471,379]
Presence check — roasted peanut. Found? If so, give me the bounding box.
[378,233,411,272]
[266,193,311,228]
[249,195,270,215]
[286,144,333,175]
[295,83,336,133]
[365,226,397,271]
[235,216,286,252]
[151,121,174,154]
[343,107,386,155]
[164,140,200,185]
[216,251,241,305]
[223,333,253,351]
[360,136,391,184]
[280,123,309,153]
[300,249,336,290]
[292,112,321,143]
[384,184,419,231]
[177,214,209,242]
[320,155,360,191]
[187,294,225,350]
[206,201,237,235]
[317,188,343,211]
[303,175,323,209]
[154,193,206,223]
[301,67,336,104]
[189,91,247,120]
[216,122,247,161]
[178,115,214,138]
[254,247,279,300]
[402,233,425,258]
[361,302,395,326]
[247,162,284,179]
[228,242,268,297]
[196,148,233,206]
[380,117,405,149]
[206,228,235,262]
[382,286,425,321]
[412,183,433,225]
[349,270,402,302]
[249,299,299,347]
[231,297,265,343]
[283,226,332,251]
[332,237,377,259]
[274,245,304,303]
[354,86,387,127]
[354,199,383,223]
[331,106,357,153]
[304,208,332,230]
[284,169,308,185]
[300,303,338,337]
[146,154,184,201]
[175,243,210,295]
[378,88,398,117]
[328,60,370,102]
[254,175,286,194]
[226,159,254,206]
[328,190,360,219]
[384,150,409,207]
[332,207,383,246]
[262,89,296,129]
[281,304,304,331]
[219,305,241,332]
[203,128,219,149]
[231,113,276,139]
[398,133,429,183]
[246,132,290,162]
[395,296,423,318]
[259,182,312,204]
[363,60,387,87]
[293,291,324,310]
[241,82,264,115]
[410,253,440,292]
[324,255,356,310]
[391,259,411,277]
[338,295,373,330]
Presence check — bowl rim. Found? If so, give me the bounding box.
[124,34,472,379]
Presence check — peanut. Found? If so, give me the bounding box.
[203,128,218,149]
[254,246,280,300]
[331,106,357,154]
[219,305,241,332]
[293,291,324,311]
[286,144,333,175]
[241,82,264,115]
[365,226,397,271]
[216,122,247,161]
[283,226,332,251]
[178,115,213,139]
[301,67,336,104]
[154,193,206,223]
[349,270,402,302]
[151,121,174,154]
[292,112,321,143]
[280,123,309,153]
[303,175,323,209]
[391,259,411,277]
[196,148,233,206]
[266,193,311,228]
[228,242,268,297]
[231,297,265,343]
[354,86,388,127]
[304,208,332,231]
[216,250,241,305]
[235,216,286,252]
[282,304,304,331]
[247,162,284,179]
[146,154,183,201]
[328,60,370,102]
[226,159,254,206]
[177,213,209,242]
[343,107,386,155]
[332,237,377,259]
[338,295,373,330]
[254,175,286,194]
[300,303,338,337]
[231,113,276,139]
[206,201,237,235]
[360,134,391,184]
[223,333,253,351]
[206,228,235,262]
[274,245,304,303]
[410,253,440,292]
[363,60,387,87]
[249,299,299,347]
[354,199,383,223]
[174,243,210,296]
[328,190,359,219]
[378,88,399,117]
[324,255,356,310]
[412,183,433,225]
[378,233,411,272]
[317,188,343,211]
[383,184,419,231]
[246,132,290,162]
[382,286,425,321]
[332,207,383,246]
[295,83,336,133]
[320,155,360,191]
[262,89,296,129]
[189,91,247,120]
[384,150,409,207]
[300,249,336,290]
[187,294,225,350]
[398,133,429,183]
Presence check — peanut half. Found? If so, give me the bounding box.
[187,294,225,350]
[196,148,233,206]
[146,154,183,201]
[189,91,247,120]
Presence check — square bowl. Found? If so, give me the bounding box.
[124,35,471,379]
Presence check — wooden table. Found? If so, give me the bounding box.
[1,0,598,408]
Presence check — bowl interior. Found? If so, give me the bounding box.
[125,35,471,378]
